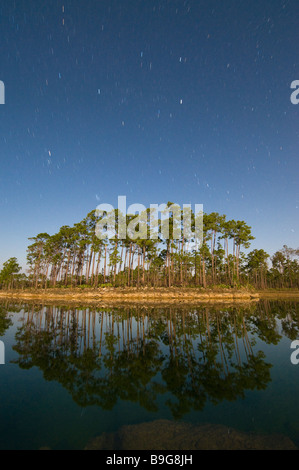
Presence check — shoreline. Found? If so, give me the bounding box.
[257,290,299,299]
[0,288,298,305]
[0,287,259,304]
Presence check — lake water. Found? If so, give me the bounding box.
[0,299,298,450]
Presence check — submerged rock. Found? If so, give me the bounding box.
[85,419,297,450]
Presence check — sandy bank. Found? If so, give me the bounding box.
[258,290,299,299]
[0,287,260,305]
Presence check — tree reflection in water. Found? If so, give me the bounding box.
[0,305,14,336]
[10,301,299,418]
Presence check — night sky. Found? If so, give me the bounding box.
[0,0,298,268]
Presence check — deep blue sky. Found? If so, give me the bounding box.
[0,0,298,269]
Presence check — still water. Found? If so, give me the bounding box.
[0,300,298,450]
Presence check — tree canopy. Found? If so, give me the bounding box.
[0,208,298,290]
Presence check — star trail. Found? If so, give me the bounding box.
[0,0,298,267]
